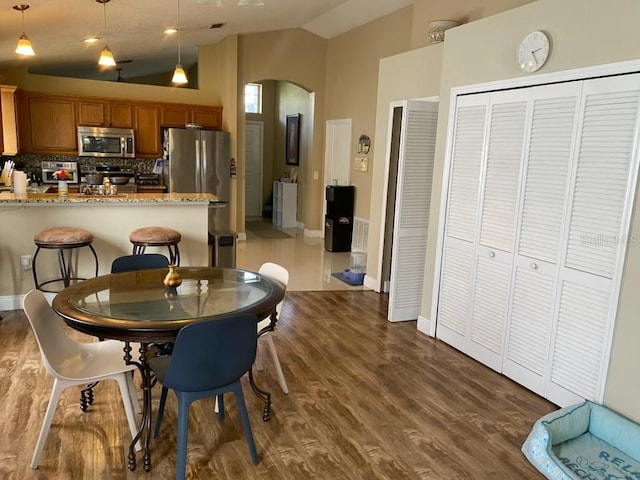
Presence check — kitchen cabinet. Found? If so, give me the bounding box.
[190,107,222,129]
[77,100,133,128]
[161,106,189,127]
[162,105,223,129]
[18,89,222,156]
[0,85,19,156]
[135,105,160,157]
[21,92,77,155]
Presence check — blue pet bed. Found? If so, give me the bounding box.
[522,401,640,480]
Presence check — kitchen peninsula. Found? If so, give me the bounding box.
[0,191,220,309]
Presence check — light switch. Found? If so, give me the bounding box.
[313,171,319,180]
[355,157,368,172]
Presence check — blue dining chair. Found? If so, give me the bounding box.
[149,314,260,480]
[110,253,169,273]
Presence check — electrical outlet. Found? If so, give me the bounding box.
[21,254,32,270]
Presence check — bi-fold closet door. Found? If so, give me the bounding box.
[435,74,640,407]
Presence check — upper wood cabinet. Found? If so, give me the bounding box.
[20,92,77,155]
[135,105,160,157]
[0,85,19,156]
[161,105,222,129]
[77,100,133,128]
[161,106,189,127]
[18,89,222,156]
[190,107,222,129]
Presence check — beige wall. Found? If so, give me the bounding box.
[0,44,222,105]
[276,82,311,225]
[325,6,413,220]
[0,203,209,301]
[366,44,443,290]
[238,29,327,232]
[411,0,535,49]
[415,0,640,421]
[246,80,276,207]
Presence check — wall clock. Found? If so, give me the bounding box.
[517,31,550,73]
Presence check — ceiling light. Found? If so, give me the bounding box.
[172,65,188,84]
[164,27,178,34]
[99,46,116,66]
[96,0,115,67]
[13,5,35,56]
[84,37,101,44]
[237,0,264,5]
[172,0,188,85]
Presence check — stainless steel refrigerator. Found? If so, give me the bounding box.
[161,127,231,231]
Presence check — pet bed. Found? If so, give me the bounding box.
[522,400,640,480]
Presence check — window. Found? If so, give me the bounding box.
[245,83,262,114]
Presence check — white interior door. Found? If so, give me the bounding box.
[245,121,263,218]
[388,100,438,322]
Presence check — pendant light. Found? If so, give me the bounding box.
[13,4,35,56]
[97,0,116,67]
[171,0,188,85]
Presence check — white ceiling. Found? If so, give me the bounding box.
[0,0,413,83]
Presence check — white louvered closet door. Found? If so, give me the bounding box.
[436,94,488,351]
[502,82,582,395]
[546,74,640,406]
[388,100,439,321]
[466,91,529,371]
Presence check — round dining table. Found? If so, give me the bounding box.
[52,266,285,472]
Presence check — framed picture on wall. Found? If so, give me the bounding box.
[286,113,300,165]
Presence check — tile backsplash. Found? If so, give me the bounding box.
[4,154,159,176]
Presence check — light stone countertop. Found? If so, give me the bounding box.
[0,191,219,204]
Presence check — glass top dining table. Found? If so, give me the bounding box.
[52,266,285,472]
[53,266,285,342]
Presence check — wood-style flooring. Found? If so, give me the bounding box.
[0,291,554,479]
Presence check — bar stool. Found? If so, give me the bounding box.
[129,226,181,266]
[32,227,99,293]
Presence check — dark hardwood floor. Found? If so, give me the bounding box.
[0,291,554,479]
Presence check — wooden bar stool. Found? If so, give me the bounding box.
[32,227,99,293]
[129,226,181,266]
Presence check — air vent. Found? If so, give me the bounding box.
[209,22,226,29]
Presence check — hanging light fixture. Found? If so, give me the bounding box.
[171,0,188,85]
[13,4,35,56]
[96,0,116,67]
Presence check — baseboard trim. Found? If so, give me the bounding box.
[363,275,379,292]
[237,232,247,242]
[1,292,55,312]
[417,315,433,337]
[303,228,322,238]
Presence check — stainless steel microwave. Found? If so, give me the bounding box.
[77,126,135,158]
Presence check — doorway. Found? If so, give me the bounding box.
[245,121,264,218]
[379,99,439,321]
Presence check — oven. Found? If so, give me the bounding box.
[41,161,79,184]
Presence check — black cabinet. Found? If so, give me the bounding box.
[325,185,354,252]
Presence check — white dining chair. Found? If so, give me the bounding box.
[22,289,141,469]
[257,262,289,394]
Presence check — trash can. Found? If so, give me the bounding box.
[208,230,237,268]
